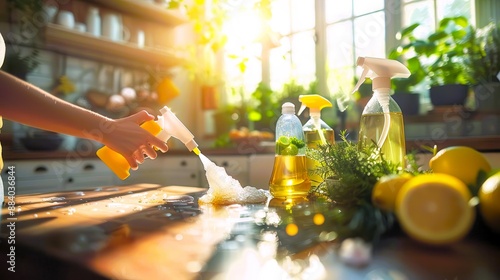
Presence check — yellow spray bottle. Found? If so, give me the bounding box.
[298,94,334,187]
[97,106,200,180]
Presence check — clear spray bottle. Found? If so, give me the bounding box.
[97,106,200,180]
[351,57,411,168]
[297,94,334,188]
[269,102,311,199]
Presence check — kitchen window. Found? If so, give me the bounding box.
[223,0,482,112]
[218,0,500,148]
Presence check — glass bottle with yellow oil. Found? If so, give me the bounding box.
[352,57,411,168]
[297,94,335,188]
[269,102,311,199]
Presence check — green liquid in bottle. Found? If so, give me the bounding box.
[358,112,406,167]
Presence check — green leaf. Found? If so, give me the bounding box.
[428,31,448,42]
[400,23,420,38]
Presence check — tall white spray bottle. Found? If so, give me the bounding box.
[351,57,411,168]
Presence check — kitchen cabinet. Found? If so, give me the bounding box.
[2,160,66,194]
[63,159,114,190]
[248,154,274,189]
[114,156,201,187]
[200,156,249,187]
[2,159,115,194]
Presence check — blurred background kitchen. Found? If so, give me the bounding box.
[1,0,499,194]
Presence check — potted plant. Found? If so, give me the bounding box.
[4,0,44,79]
[464,22,500,112]
[177,0,229,110]
[388,23,427,115]
[399,17,472,107]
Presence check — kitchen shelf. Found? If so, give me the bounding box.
[87,0,188,27]
[44,23,186,68]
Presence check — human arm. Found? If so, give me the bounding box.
[0,70,168,169]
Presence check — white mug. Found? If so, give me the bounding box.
[43,4,58,23]
[103,13,130,42]
[75,22,86,32]
[57,10,75,29]
[137,30,145,48]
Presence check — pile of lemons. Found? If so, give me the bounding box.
[372,146,500,245]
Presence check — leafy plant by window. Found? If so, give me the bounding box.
[388,23,426,93]
[4,0,44,78]
[390,16,473,87]
[464,22,500,85]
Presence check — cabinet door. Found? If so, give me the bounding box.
[2,160,65,194]
[63,159,114,190]
[248,154,275,190]
[114,156,201,187]
[200,156,249,187]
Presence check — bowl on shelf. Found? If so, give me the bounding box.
[20,132,64,151]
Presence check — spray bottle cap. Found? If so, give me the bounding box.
[351,57,411,94]
[282,102,296,114]
[159,106,198,152]
[297,94,332,116]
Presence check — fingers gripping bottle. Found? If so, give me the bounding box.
[97,105,200,180]
[269,102,311,199]
[351,57,411,168]
[298,94,334,188]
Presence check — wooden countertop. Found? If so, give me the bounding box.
[1,184,499,279]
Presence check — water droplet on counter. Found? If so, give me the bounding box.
[164,195,194,204]
[42,197,66,202]
[63,208,77,215]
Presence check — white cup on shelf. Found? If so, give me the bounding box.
[103,13,130,42]
[43,4,58,23]
[57,10,75,29]
[75,23,86,33]
[137,30,145,48]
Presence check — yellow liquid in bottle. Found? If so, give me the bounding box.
[269,155,311,199]
[358,112,406,167]
[304,129,335,188]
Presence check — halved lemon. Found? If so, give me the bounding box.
[372,173,413,212]
[395,173,475,245]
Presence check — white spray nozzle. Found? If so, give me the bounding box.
[351,57,411,94]
[159,106,198,152]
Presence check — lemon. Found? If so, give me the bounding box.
[429,146,491,187]
[281,144,298,156]
[372,173,413,212]
[478,172,500,233]
[278,136,291,147]
[395,173,475,245]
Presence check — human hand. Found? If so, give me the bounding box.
[102,110,169,169]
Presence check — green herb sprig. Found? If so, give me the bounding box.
[306,131,401,204]
[305,131,422,242]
